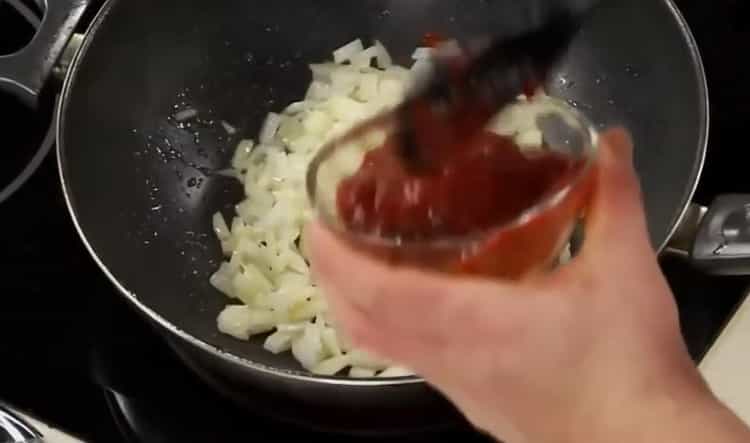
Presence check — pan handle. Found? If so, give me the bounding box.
[667,195,750,275]
[0,0,91,109]
[0,404,42,442]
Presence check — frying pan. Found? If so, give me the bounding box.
[3,0,746,434]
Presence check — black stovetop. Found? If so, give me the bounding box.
[1,1,750,442]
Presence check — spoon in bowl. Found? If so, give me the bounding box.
[391,0,601,173]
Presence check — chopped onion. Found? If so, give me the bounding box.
[259,113,282,144]
[305,81,332,101]
[411,47,433,60]
[232,139,255,170]
[333,39,364,64]
[373,40,392,69]
[310,63,336,82]
[231,265,273,305]
[378,366,416,378]
[263,330,296,354]
[312,354,351,376]
[515,130,544,149]
[321,327,342,356]
[284,101,310,115]
[209,263,235,297]
[291,324,325,370]
[212,212,231,241]
[349,367,377,378]
[330,67,360,95]
[325,96,366,121]
[210,38,549,377]
[351,46,380,69]
[217,306,275,340]
[354,73,379,102]
[276,322,308,334]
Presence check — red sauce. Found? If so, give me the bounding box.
[334,130,594,279]
[337,132,583,239]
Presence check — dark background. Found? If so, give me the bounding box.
[1,0,749,441]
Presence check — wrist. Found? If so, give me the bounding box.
[584,367,748,443]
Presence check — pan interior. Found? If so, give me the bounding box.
[59,0,707,375]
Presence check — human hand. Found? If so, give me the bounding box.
[306,128,748,443]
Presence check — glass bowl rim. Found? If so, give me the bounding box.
[306,95,600,250]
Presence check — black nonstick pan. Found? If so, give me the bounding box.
[4,0,744,434]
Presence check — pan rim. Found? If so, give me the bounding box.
[56,0,709,387]
[55,0,421,387]
[656,0,709,253]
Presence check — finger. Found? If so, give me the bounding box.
[579,127,654,263]
[306,222,533,357]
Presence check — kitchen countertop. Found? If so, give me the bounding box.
[701,293,750,425]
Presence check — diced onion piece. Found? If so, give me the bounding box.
[264,330,296,354]
[212,212,231,241]
[333,39,364,64]
[231,264,273,306]
[260,113,282,143]
[212,38,552,377]
[277,117,304,144]
[351,46,379,69]
[231,139,255,170]
[515,130,544,149]
[330,67,361,95]
[354,73,379,102]
[217,306,275,340]
[411,47,433,60]
[487,104,538,136]
[286,253,309,274]
[305,81,332,101]
[302,110,334,136]
[277,272,310,289]
[310,63,336,82]
[321,328,342,356]
[291,324,325,370]
[209,263,235,297]
[312,354,351,376]
[349,367,377,378]
[379,77,406,105]
[325,96,366,122]
[378,366,416,378]
[385,66,411,82]
[373,40,392,69]
[288,297,327,322]
[284,101,309,115]
[276,322,308,334]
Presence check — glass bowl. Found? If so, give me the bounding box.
[307,95,599,280]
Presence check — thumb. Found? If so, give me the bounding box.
[579,127,653,263]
